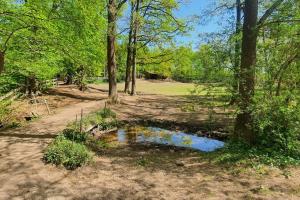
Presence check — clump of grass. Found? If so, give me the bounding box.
[97,107,116,119]
[43,135,92,170]
[68,108,117,131]
[44,108,118,170]
[62,128,89,143]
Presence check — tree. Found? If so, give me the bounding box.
[235,0,284,144]
[124,1,135,93]
[234,0,258,144]
[106,0,127,102]
[123,0,187,94]
[130,0,141,95]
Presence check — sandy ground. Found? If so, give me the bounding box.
[0,83,300,200]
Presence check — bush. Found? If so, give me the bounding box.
[62,129,89,143]
[252,96,300,152]
[43,135,92,170]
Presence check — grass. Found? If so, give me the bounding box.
[94,79,197,96]
[201,141,300,171]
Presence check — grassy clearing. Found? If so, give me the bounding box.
[93,79,220,96]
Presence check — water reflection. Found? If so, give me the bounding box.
[101,126,225,152]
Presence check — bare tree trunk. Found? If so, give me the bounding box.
[0,51,4,74]
[107,0,118,103]
[124,2,135,93]
[230,0,242,105]
[131,0,141,96]
[27,75,37,97]
[234,0,258,144]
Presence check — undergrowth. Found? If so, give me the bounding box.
[203,141,300,169]
[43,135,92,170]
[44,108,116,170]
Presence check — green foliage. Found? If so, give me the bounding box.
[252,96,300,152]
[68,108,117,131]
[0,73,24,94]
[43,135,92,170]
[62,129,89,143]
[98,107,116,119]
[1,0,106,91]
[205,141,300,169]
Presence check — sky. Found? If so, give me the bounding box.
[119,0,228,49]
[174,0,221,48]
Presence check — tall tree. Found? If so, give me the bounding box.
[106,0,127,102]
[235,0,284,143]
[234,0,258,144]
[130,0,141,95]
[124,1,135,93]
[107,0,118,102]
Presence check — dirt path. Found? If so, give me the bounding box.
[0,85,299,200]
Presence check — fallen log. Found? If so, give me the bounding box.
[91,127,118,139]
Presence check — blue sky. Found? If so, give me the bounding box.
[119,0,227,49]
[174,0,221,48]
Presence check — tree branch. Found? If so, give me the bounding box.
[257,0,284,27]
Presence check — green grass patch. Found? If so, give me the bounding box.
[44,108,118,170]
[202,141,300,170]
[68,107,117,131]
[43,135,92,170]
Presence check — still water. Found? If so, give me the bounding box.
[101,126,225,152]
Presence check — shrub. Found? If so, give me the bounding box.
[98,118,118,130]
[43,135,92,170]
[252,96,300,152]
[62,129,89,143]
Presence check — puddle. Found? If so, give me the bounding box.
[101,126,225,152]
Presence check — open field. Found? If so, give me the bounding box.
[94,79,200,96]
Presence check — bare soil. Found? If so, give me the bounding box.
[0,83,299,200]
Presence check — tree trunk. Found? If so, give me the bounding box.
[107,0,118,103]
[27,75,37,97]
[131,0,141,96]
[0,51,4,74]
[124,2,135,93]
[234,0,258,144]
[230,0,242,105]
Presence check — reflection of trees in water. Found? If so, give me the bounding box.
[182,136,192,145]
[124,126,193,147]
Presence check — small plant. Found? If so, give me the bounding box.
[98,118,118,130]
[97,107,116,119]
[43,135,92,170]
[62,128,88,143]
[67,108,117,131]
[136,157,148,166]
